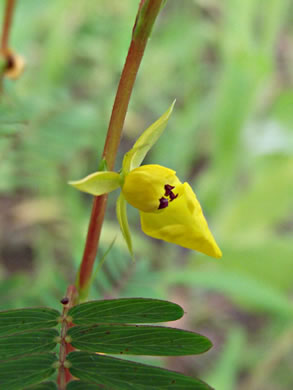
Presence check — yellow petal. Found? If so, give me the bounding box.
[122,164,180,212]
[140,182,222,258]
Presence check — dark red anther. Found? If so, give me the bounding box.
[164,184,178,201]
[169,192,178,201]
[158,197,169,209]
[60,297,69,305]
[164,184,175,196]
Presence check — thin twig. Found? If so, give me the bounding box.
[1,0,16,51]
[0,0,17,90]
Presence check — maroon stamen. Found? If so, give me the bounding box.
[164,184,175,196]
[164,184,178,201]
[158,197,169,209]
[169,192,178,201]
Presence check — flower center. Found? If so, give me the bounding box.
[158,184,178,209]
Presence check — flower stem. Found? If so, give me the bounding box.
[0,0,17,88]
[1,0,16,51]
[77,0,164,301]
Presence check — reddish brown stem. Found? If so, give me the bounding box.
[77,37,146,296]
[0,0,17,91]
[102,38,147,170]
[1,0,16,50]
[78,194,107,297]
[57,285,78,390]
[77,0,164,299]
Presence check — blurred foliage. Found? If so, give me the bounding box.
[0,1,293,389]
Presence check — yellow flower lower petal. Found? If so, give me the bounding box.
[140,183,222,258]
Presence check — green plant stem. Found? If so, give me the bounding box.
[77,0,164,301]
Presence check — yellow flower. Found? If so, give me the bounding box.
[122,164,222,258]
[69,101,222,258]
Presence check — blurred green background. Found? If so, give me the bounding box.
[1,1,293,389]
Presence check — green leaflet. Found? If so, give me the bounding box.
[25,382,58,390]
[122,100,176,174]
[0,353,57,390]
[67,324,212,356]
[67,351,212,390]
[68,171,121,196]
[0,329,59,359]
[68,298,184,324]
[0,308,60,337]
[116,192,133,257]
[66,382,101,390]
